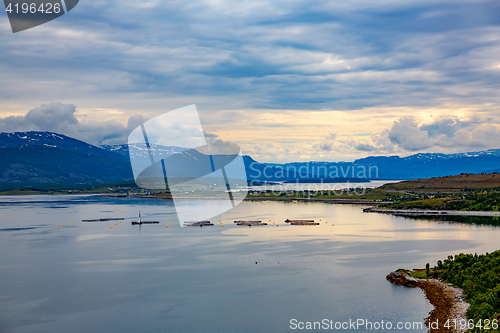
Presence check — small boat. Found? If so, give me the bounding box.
[131,211,159,225]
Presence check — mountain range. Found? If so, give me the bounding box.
[1,131,500,188]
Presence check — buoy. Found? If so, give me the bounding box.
[120,221,122,223]
[111,226,113,228]
[166,226,168,228]
[55,226,57,229]
[115,223,117,225]
[61,224,63,227]
[221,225,224,227]
[278,262,279,264]
[70,221,72,223]
[255,262,257,264]
[169,220,171,222]
[219,220,221,222]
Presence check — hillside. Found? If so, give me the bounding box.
[370,173,500,211]
[0,132,133,188]
[381,173,500,192]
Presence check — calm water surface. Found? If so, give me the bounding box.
[1,195,499,333]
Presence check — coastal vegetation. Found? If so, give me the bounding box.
[379,190,500,211]
[381,173,500,192]
[418,251,500,332]
[366,173,500,211]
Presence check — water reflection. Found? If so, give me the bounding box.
[0,196,499,332]
[404,214,500,226]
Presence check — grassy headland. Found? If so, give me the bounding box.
[376,173,500,211]
[390,250,500,333]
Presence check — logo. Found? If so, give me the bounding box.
[3,0,79,33]
[128,105,248,226]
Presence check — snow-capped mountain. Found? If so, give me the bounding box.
[100,143,187,159]
[0,132,133,187]
[0,131,99,151]
[2,131,500,188]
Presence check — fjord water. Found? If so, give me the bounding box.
[1,196,500,333]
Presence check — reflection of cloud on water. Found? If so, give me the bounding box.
[77,234,112,241]
[74,258,163,273]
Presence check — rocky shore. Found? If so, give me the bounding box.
[387,270,469,333]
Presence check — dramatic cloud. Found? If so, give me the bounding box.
[420,116,477,138]
[382,116,500,152]
[0,102,144,145]
[388,117,432,151]
[306,113,500,161]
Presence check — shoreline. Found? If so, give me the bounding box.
[364,207,500,217]
[13,193,382,205]
[124,195,383,204]
[244,197,381,204]
[387,270,469,333]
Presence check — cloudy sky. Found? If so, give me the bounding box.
[1,0,500,162]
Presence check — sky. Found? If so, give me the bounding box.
[1,0,500,162]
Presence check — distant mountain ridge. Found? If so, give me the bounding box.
[351,149,500,179]
[98,143,500,181]
[1,131,500,188]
